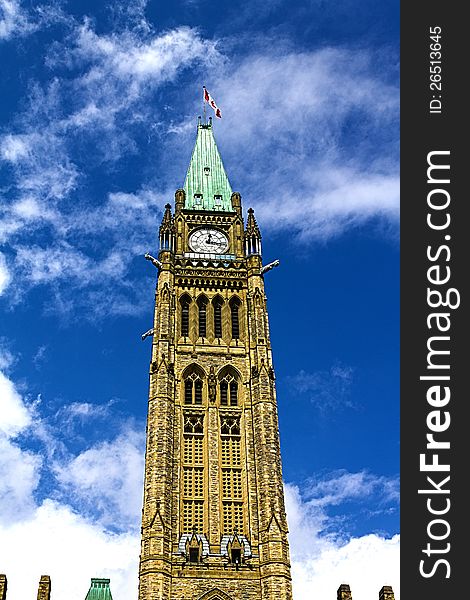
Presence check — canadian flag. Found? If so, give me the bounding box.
[203,86,222,118]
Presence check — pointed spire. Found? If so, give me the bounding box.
[160,203,172,227]
[84,578,114,600]
[183,119,233,211]
[245,208,261,236]
[244,208,262,256]
[159,203,175,252]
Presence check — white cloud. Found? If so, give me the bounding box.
[0,364,41,522]
[254,166,399,241]
[0,0,64,41]
[1,18,398,317]
[54,428,145,530]
[207,47,399,240]
[303,470,400,509]
[0,368,32,437]
[287,364,356,412]
[0,133,32,161]
[0,19,224,315]
[0,252,11,294]
[285,483,400,600]
[0,0,32,40]
[41,24,222,140]
[58,401,113,420]
[0,363,140,597]
[0,500,140,600]
[218,48,397,143]
[14,243,92,285]
[0,340,15,370]
[71,23,220,83]
[0,436,42,522]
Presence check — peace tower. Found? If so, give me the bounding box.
[138,117,293,600]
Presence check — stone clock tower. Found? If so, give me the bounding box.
[138,117,293,600]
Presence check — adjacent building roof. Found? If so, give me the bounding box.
[183,119,233,212]
[84,579,113,600]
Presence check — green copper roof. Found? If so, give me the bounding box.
[183,120,233,211]
[84,579,113,600]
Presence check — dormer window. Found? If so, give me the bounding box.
[189,547,199,563]
[194,193,203,205]
[214,194,222,207]
[230,548,241,565]
[203,167,210,176]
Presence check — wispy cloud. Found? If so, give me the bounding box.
[210,47,399,241]
[0,0,67,41]
[0,0,33,40]
[286,363,356,413]
[1,11,398,319]
[0,17,222,317]
[302,469,400,511]
[32,344,47,369]
[0,338,15,369]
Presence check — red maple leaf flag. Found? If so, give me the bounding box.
[203,86,222,118]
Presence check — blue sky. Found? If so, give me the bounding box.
[0,1,399,598]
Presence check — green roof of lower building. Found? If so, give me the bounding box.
[84,578,113,600]
[183,119,233,212]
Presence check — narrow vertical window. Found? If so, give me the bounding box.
[230,299,240,339]
[181,296,190,337]
[185,379,193,405]
[198,297,207,338]
[189,547,199,563]
[184,372,204,405]
[194,379,203,405]
[219,372,239,407]
[229,382,238,406]
[220,381,228,406]
[213,298,223,338]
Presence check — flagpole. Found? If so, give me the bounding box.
[202,86,206,124]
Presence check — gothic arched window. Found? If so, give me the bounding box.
[213,296,223,338]
[219,371,239,407]
[229,298,240,339]
[184,372,204,405]
[180,295,191,337]
[197,296,208,338]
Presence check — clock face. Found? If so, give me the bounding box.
[189,228,229,253]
